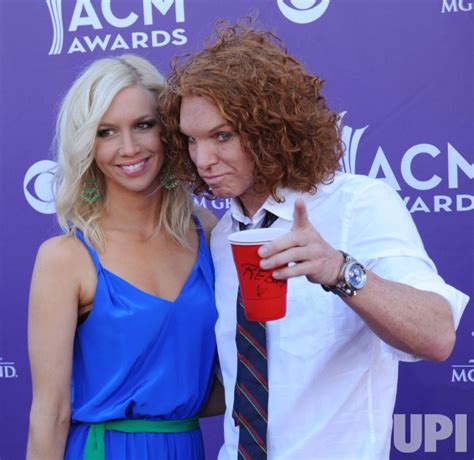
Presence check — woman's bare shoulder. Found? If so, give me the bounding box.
[37,234,84,262]
[35,234,92,276]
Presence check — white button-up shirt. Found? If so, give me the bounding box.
[211,173,468,460]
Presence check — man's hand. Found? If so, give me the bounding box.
[258,198,344,285]
[258,200,458,362]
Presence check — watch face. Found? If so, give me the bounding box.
[346,262,366,290]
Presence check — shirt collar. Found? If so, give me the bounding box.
[229,182,333,228]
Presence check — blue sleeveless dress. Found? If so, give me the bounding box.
[64,218,218,459]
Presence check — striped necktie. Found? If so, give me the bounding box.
[233,210,278,460]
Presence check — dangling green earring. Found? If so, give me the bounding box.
[81,179,102,204]
[162,175,179,190]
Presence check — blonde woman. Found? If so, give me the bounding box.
[27,55,221,460]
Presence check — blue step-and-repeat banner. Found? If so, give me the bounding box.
[0,1,472,459]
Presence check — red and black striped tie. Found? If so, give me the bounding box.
[233,211,278,460]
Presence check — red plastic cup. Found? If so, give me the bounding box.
[228,228,288,321]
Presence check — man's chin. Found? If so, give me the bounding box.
[208,187,234,199]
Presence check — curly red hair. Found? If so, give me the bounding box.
[160,20,343,200]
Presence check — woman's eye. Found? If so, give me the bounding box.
[217,132,232,142]
[137,119,156,130]
[97,128,114,138]
[187,136,196,145]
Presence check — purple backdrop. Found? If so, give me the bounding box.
[0,1,472,459]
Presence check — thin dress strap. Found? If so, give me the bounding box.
[191,214,215,291]
[192,214,205,242]
[75,229,101,272]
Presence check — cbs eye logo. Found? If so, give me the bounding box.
[277,0,331,24]
[23,160,57,214]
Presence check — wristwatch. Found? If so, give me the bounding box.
[322,251,367,297]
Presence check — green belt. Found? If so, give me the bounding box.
[83,417,199,460]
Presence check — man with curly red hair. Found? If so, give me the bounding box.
[160,21,468,460]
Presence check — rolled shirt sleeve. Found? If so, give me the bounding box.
[344,179,469,360]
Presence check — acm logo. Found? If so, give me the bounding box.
[46,0,186,55]
[339,112,473,213]
[277,0,331,24]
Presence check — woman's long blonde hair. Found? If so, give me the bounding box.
[54,54,193,251]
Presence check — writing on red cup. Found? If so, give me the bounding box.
[228,228,288,321]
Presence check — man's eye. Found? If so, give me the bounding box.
[217,132,232,142]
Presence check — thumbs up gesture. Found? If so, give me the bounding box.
[258,198,343,284]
